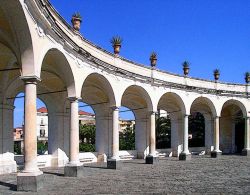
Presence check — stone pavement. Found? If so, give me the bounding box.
[0,155,250,194]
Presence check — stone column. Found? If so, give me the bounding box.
[146,111,159,164]
[49,112,69,167]
[179,114,191,160]
[17,76,43,192]
[170,113,182,157]
[111,106,119,159]
[211,116,222,158]
[64,97,83,177]
[95,115,109,162]
[149,111,156,155]
[204,114,213,154]
[231,123,236,153]
[0,104,17,175]
[135,110,148,159]
[242,117,250,156]
[107,106,121,169]
[69,98,80,165]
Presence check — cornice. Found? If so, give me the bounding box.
[24,0,249,98]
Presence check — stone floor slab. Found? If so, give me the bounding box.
[0,155,250,194]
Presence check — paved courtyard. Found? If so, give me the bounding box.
[0,155,250,194]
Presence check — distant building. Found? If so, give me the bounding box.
[119,119,135,132]
[13,107,96,153]
[37,107,49,141]
[13,127,23,141]
[79,110,95,125]
[13,108,134,151]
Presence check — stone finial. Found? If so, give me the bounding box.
[71,12,82,31]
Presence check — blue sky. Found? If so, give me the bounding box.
[14,1,250,127]
[14,96,134,127]
[50,0,250,83]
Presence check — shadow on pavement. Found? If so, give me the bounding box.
[43,171,64,176]
[0,181,16,191]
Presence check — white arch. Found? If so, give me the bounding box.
[190,96,218,117]
[0,0,36,76]
[80,72,117,107]
[220,99,248,117]
[157,91,187,115]
[120,84,154,111]
[38,48,77,98]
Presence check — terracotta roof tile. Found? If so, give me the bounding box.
[37,107,94,116]
[37,107,48,113]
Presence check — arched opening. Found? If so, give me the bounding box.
[38,48,76,167]
[119,106,135,153]
[78,102,96,153]
[13,93,49,157]
[0,2,33,173]
[157,92,186,157]
[121,85,153,159]
[189,97,216,154]
[220,100,246,154]
[0,1,35,75]
[0,0,41,175]
[188,112,205,147]
[156,111,171,149]
[81,73,116,162]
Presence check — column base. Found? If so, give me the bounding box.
[242,148,250,156]
[64,164,85,177]
[97,153,107,162]
[205,147,212,155]
[171,149,179,157]
[0,153,17,174]
[107,159,122,169]
[51,149,69,167]
[145,155,159,164]
[17,171,43,192]
[179,152,191,161]
[211,151,222,158]
[137,152,145,159]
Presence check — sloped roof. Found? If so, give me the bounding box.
[79,110,94,116]
[37,107,48,113]
[37,107,94,116]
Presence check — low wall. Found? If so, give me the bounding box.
[14,147,208,168]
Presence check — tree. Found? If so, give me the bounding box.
[188,112,205,147]
[156,116,171,149]
[119,125,135,150]
[79,124,95,144]
[79,124,96,152]
[37,141,48,155]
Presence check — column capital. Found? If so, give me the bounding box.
[214,116,220,119]
[149,111,157,115]
[111,106,119,111]
[0,103,15,110]
[20,76,41,84]
[68,97,81,103]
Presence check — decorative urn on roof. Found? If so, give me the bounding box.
[182,61,190,76]
[245,72,250,84]
[71,12,82,31]
[213,69,220,81]
[110,36,122,55]
[150,52,157,67]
